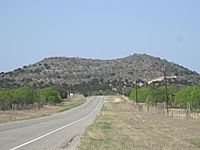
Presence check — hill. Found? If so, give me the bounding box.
[0,54,199,94]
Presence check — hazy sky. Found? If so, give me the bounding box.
[0,0,200,73]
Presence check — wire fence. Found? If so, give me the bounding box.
[118,96,200,119]
[134,102,200,120]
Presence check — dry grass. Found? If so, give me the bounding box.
[0,95,86,124]
[79,96,200,150]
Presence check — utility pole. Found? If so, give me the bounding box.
[135,55,140,104]
[163,65,169,114]
[135,80,138,103]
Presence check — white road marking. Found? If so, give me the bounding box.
[9,98,102,150]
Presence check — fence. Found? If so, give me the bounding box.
[134,102,200,120]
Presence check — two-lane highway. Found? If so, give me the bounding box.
[0,96,104,150]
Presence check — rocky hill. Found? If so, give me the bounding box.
[0,54,199,94]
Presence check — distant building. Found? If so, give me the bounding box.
[69,93,74,97]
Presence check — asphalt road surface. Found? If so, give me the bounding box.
[0,96,104,150]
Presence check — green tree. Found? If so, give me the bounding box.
[13,86,36,109]
[174,87,192,108]
[129,86,177,104]
[47,95,62,104]
[0,89,11,110]
[37,87,62,105]
[190,85,200,110]
[129,87,150,102]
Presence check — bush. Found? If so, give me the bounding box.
[14,86,36,105]
[129,86,177,104]
[47,95,62,104]
[0,89,12,110]
[83,93,88,97]
[129,85,200,111]
[130,87,150,103]
[174,85,200,110]
[37,87,62,104]
[0,86,63,110]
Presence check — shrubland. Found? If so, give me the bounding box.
[129,85,200,111]
[0,86,65,110]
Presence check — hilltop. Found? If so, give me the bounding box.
[0,54,199,94]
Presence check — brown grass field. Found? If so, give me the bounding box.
[79,96,200,150]
[0,95,86,124]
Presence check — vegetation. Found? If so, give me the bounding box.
[0,86,63,111]
[37,87,62,105]
[174,85,200,111]
[79,97,200,150]
[129,85,200,111]
[0,54,199,90]
[66,79,115,96]
[83,93,89,97]
[0,95,86,123]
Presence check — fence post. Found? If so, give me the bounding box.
[147,104,149,112]
[171,102,174,117]
[187,102,191,118]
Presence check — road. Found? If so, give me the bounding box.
[0,96,104,150]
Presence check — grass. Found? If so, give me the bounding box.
[59,96,86,112]
[185,139,200,148]
[0,95,86,124]
[79,96,200,150]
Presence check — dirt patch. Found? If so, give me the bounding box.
[113,98,123,103]
[79,96,200,150]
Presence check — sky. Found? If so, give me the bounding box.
[0,0,200,73]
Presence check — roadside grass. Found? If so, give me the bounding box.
[79,96,200,150]
[0,95,86,124]
[185,139,200,148]
[59,96,86,112]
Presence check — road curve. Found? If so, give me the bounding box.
[0,96,105,150]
